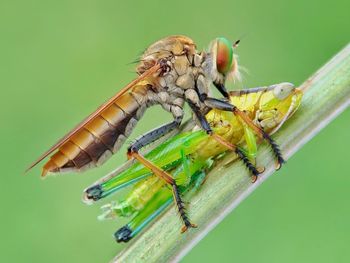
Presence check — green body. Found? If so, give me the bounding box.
[92,83,303,241]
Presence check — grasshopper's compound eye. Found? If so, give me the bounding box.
[273,82,295,100]
[215,37,234,75]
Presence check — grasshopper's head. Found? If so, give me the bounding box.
[206,82,302,140]
[207,37,240,85]
[252,82,303,134]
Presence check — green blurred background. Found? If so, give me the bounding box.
[1,0,349,262]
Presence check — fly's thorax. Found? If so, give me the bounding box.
[138,36,242,114]
[137,35,196,74]
[137,36,213,103]
[149,49,210,111]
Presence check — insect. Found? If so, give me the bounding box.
[27,35,286,233]
[85,82,303,242]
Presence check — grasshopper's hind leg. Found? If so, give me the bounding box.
[213,135,263,182]
[115,156,206,242]
[128,151,196,233]
[234,147,263,183]
[125,113,197,231]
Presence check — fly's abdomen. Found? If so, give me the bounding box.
[42,88,148,176]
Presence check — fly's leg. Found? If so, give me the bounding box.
[127,115,183,156]
[128,55,182,156]
[202,96,285,169]
[213,82,229,98]
[128,151,197,233]
[187,100,263,181]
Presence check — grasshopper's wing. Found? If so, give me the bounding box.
[27,64,161,176]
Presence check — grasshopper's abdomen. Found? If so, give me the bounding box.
[104,176,166,218]
[127,176,165,211]
[43,87,149,176]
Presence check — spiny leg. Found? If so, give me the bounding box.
[212,133,263,182]
[172,184,196,233]
[234,147,262,183]
[128,151,196,232]
[203,96,285,169]
[128,116,182,154]
[187,100,263,181]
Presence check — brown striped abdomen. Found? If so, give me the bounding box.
[42,87,148,176]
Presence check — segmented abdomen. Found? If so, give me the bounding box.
[42,87,148,176]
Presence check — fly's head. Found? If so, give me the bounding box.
[254,82,303,134]
[205,37,240,86]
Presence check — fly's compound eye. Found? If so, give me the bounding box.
[215,37,234,75]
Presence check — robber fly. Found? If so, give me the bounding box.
[89,83,303,242]
[28,35,284,232]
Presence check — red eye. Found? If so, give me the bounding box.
[216,38,233,74]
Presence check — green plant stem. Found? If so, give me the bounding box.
[113,43,350,263]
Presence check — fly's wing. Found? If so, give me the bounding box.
[27,64,161,176]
